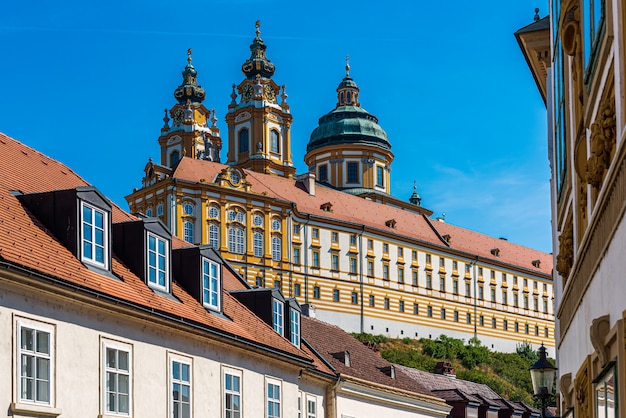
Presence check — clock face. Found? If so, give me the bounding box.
[264,84,275,102]
[173,108,185,124]
[242,84,253,101]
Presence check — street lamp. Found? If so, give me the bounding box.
[529,343,557,418]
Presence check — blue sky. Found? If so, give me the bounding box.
[0,0,552,253]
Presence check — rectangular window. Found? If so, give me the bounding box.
[594,366,616,418]
[351,291,358,304]
[171,357,191,418]
[534,297,539,312]
[103,342,131,415]
[307,396,317,418]
[465,264,471,273]
[224,370,241,418]
[290,308,300,346]
[349,257,357,274]
[427,306,433,317]
[367,239,373,249]
[503,320,508,330]
[273,299,284,335]
[333,289,340,302]
[466,313,471,324]
[502,291,508,305]
[491,270,495,279]
[312,251,320,268]
[490,288,496,302]
[331,254,339,271]
[349,234,357,245]
[439,257,445,267]
[478,285,484,300]
[81,202,108,268]
[147,232,169,291]
[313,286,320,299]
[535,326,539,336]
[384,297,390,310]
[524,295,529,309]
[294,283,301,297]
[399,300,405,312]
[465,282,471,297]
[439,276,445,292]
[412,250,417,260]
[441,308,446,319]
[293,224,300,235]
[479,315,484,326]
[347,162,359,183]
[256,276,264,288]
[398,267,404,283]
[413,303,419,315]
[545,328,549,337]
[318,165,328,182]
[515,322,519,333]
[18,319,54,405]
[525,324,529,334]
[452,261,458,270]
[376,165,384,187]
[383,264,389,280]
[293,248,301,265]
[369,295,375,307]
[543,299,548,313]
[253,232,263,257]
[426,273,432,289]
[453,280,458,295]
[397,247,403,257]
[202,258,221,311]
[514,293,519,307]
[367,261,374,277]
[478,267,483,276]
[331,232,338,242]
[267,380,281,418]
[383,243,389,253]
[312,228,319,239]
[454,311,459,322]
[412,270,418,286]
[492,318,497,328]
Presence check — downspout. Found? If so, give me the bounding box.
[358,225,365,334]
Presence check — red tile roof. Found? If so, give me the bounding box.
[172,157,552,276]
[0,132,309,362]
[301,316,434,397]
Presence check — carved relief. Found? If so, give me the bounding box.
[560,1,584,142]
[589,315,611,367]
[556,219,574,281]
[586,92,616,187]
[234,112,251,123]
[574,358,591,418]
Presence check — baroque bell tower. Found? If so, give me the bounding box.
[225,21,295,178]
[158,49,222,168]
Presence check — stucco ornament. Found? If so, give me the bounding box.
[586,93,616,187]
[556,220,574,280]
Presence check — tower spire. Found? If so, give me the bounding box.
[241,20,276,79]
[174,48,206,104]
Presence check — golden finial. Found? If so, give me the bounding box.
[255,20,261,38]
[345,54,350,76]
[187,48,192,64]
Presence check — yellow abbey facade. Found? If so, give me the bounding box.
[127,23,554,352]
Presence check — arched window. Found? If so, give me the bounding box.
[253,214,264,227]
[208,223,219,248]
[183,221,194,243]
[146,207,153,217]
[271,218,281,231]
[170,150,180,167]
[272,236,281,261]
[253,231,263,257]
[270,130,279,153]
[228,226,245,254]
[208,205,219,219]
[238,129,249,153]
[156,204,163,216]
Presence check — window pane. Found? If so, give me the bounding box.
[36,331,49,354]
[36,380,50,402]
[36,358,49,379]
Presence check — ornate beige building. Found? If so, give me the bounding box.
[517,2,625,418]
[127,23,555,353]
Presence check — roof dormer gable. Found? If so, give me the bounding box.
[230,288,290,339]
[18,186,113,273]
[112,217,172,294]
[173,245,224,313]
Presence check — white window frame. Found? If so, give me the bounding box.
[147,232,169,292]
[222,367,242,418]
[101,338,132,417]
[265,377,282,418]
[14,317,56,410]
[202,258,221,311]
[209,223,219,249]
[289,308,300,347]
[81,201,108,269]
[253,231,263,257]
[272,236,281,261]
[272,299,284,336]
[306,395,317,418]
[228,225,245,254]
[183,220,194,243]
[169,353,192,418]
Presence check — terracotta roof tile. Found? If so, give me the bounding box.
[0,133,309,362]
[171,157,552,276]
[301,316,432,396]
[396,365,500,399]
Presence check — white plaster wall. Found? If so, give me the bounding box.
[558,212,626,378]
[336,390,447,418]
[0,280,323,418]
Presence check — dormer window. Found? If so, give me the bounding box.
[491,248,500,257]
[272,298,284,336]
[289,307,301,347]
[147,232,169,292]
[81,201,108,269]
[320,202,333,212]
[202,258,221,311]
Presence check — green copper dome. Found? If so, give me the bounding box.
[307,105,390,153]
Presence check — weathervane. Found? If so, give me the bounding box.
[255,20,261,38]
[187,48,192,64]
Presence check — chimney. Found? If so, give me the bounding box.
[434,361,456,378]
[301,303,316,318]
[296,172,316,196]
